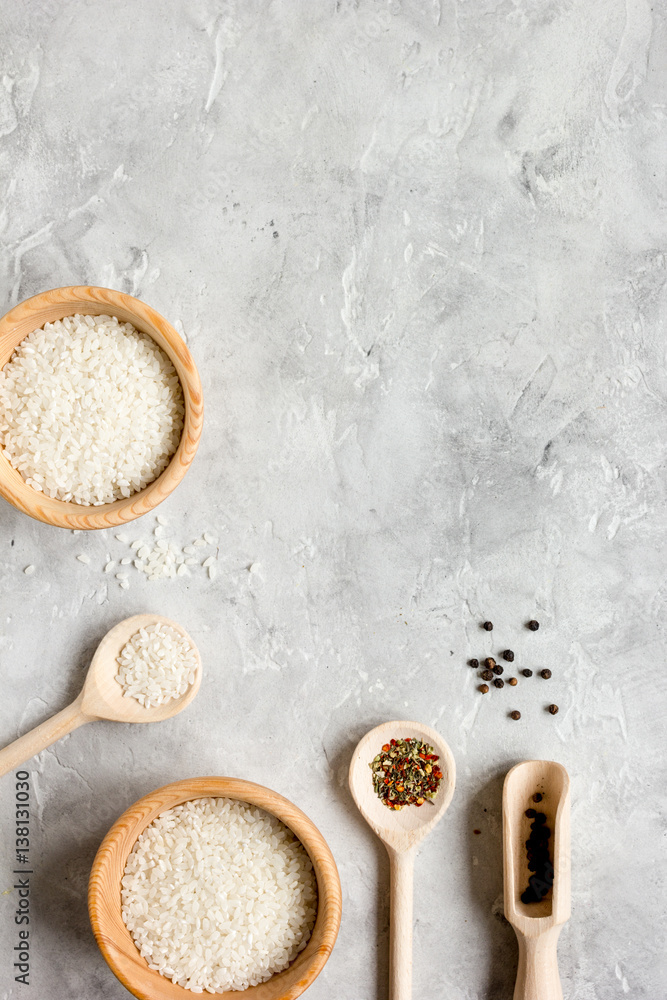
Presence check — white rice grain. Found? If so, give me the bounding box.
[0,315,184,505]
[121,798,317,993]
[115,622,197,708]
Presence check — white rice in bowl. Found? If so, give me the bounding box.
[0,313,184,505]
[121,797,318,993]
[115,623,198,708]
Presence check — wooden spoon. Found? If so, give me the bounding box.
[503,760,571,1000]
[349,720,456,1000]
[0,614,201,777]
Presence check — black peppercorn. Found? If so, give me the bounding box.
[510,710,521,720]
[540,669,552,679]
[484,657,496,668]
[493,678,504,688]
[503,649,514,661]
[481,669,494,681]
[508,677,518,686]
[522,668,533,677]
[527,620,540,631]
[492,664,504,675]
[521,808,553,903]
[532,793,543,803]
[479,684,489,694]
[469,658,479,668]
[548,704,559,715]
[483,621,493,631]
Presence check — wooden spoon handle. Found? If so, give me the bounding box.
[514,928,563,1000]
[0,695,89,777]
[388,847,415,1000]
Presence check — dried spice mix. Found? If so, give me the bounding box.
[370,738,443,810]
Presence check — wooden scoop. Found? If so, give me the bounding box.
[503,760,571,1000]
[0,614,201,777]
[349,721,456,1000]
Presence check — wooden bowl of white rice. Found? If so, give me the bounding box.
[0,286,203,528]
[88,777,341,998]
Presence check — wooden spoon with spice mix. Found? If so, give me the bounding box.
[0,614,201,777]
[349,720,456,1000]
[503,760,571,1000]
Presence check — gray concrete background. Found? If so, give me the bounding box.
[0,1,665,997]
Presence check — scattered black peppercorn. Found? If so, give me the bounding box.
[522,668,533,678]
[479,684,489,694]
[469,658,479,668]
[525,808,536,818]
[510,710,521,720]
[532,793,543,803]
[481,669,494,681]
[540,669,552,679]
[483,621,493,631]
[548,704,559,715]
[485,657,496,668]
[492,664,504,675]
[493,678,504,689]
[527,620,540,631]
[508,677,518,686]
[503,649,515,661]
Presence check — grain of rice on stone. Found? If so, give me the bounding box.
[121,797,318,993]
[0,314,184,505]
[116,623,197,708]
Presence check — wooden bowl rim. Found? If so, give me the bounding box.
[0,285,203,529]
[88,777,342,1000]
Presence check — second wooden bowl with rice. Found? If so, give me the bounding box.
[89,777,342,999]
[0,286,203,529]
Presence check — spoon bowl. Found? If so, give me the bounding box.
[0,614,202,777]
[349,721,455,1000]
[80,614,202,724]
[349,720,456,851]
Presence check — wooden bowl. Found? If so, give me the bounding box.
[88,777,342,1000]
[0,286,203,529]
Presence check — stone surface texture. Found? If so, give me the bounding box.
[0,1,666,997]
